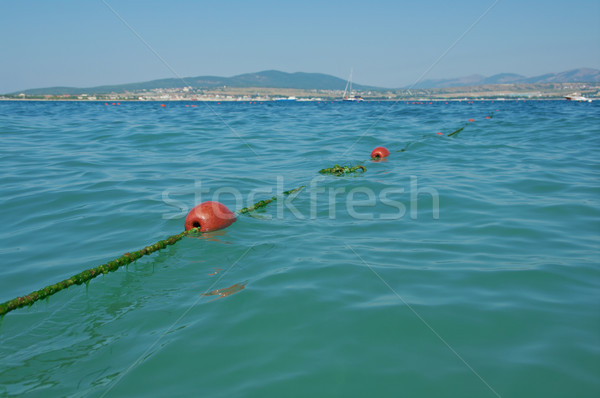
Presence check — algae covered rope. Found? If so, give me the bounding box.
[394,112,495,152]
[447,112,493,137]
[239,163,367,214]
[238,185,306,215]
[319,164,366,176]
[0,227,201,317]
[396,143,411,153]
[447,125,466,137]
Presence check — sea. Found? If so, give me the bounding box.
[0,99,598,398]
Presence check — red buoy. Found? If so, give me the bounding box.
[185,201,236,232]
[371,146,390,159]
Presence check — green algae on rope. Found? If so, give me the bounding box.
[239,163,367,215]
[396,143,411,153]
[238,185,306,215]
[447,112,493,137]
[447,125,466,137]
[0,227,201,317]
[319,164,367,176]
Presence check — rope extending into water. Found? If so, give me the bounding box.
[0,163,367,317]
[392,112,493,153]
[0,229,196,317]
[2,112,494,317]
[238,186,306,215]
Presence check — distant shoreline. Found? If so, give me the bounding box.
[0,98,579,103]
[4,81,598,102]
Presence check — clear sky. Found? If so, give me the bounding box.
[1,0,599,93]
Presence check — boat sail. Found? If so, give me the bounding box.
[342,68,363,102]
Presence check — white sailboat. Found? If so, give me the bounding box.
[342,68,363,102]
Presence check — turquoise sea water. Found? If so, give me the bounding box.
[0,100,598,397]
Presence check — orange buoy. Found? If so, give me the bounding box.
[371,146,390,159]
[185,201,236,232]
[436,132,444,135]
[468,118,474,122]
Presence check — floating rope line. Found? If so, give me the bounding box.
[447,125,466,137]
[396,143,411,153]
[239,164,366,214]
[0,163,366,317]
[447,112,493,138]
[1,110,495,318]
[1,111,495,317]
[238,186,307,215]
[389,111,494,155]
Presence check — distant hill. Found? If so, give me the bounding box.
[13,70,381,95]
[410,68,600,89]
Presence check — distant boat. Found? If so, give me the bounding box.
[342,69,363,102]
[565,93,592,102]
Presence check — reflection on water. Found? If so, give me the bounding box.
[202,281,247,300]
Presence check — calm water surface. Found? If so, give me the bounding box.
[0,100,599,397]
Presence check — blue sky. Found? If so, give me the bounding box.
[1,0,599,93]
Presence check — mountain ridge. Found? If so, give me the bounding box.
[9,68,600,95]
[13,70,379,96]
[411,68,600,88]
